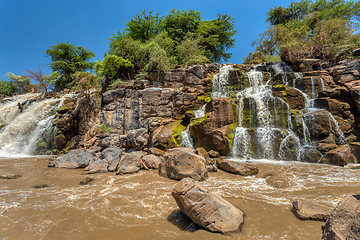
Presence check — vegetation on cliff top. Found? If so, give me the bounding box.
[244,0,360,64]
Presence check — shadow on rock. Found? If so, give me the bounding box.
[167,209,200,232]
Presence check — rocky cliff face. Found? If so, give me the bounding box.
[50,59,360,165]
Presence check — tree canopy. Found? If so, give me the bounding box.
[108,9,236,80]
[246,0,360,64]
[45,42,95,90]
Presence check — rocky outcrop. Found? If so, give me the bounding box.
[189,98,237,155]
[159,148,207,181]
[216,159,258,176]
[52,149,96,169]
[85,146,122,174]
[322,195,360,240]
[141,154,161,170]
[292,200,329,221]
[172,178,244,235]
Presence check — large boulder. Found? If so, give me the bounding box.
[292,200,329,221]
[302,109,331,139]
[216,159,258,176]
[85,146,122,174]
[53,149,96,169]
[116,151,144,175]
[189,98,237,155]
[127,128,149,151]
[322,195,360,240]
[159,148,207,181]
[321,146,356,166]
[172,178,244,235]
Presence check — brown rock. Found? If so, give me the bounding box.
[322,195,360,240]
[159,148,207,181]
[196,147,209,159]
[350,142,360,163]
[292,200,329,221]
[116,151,144,175]
[208,150,220,158]
[79,176,95,185]
[216,159,258,176]
[317,143,338,154]
[172,178,244,235]
[141,154,161,170]
[0,174,21,179]
[321,146,356,166]
[54,149,96,169]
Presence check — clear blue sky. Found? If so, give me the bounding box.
[0,0,292,79]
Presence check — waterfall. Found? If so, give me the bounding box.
[180,128,195,150]
[0,94,72,157]
[211,65,234,98]
[194,104,206,119]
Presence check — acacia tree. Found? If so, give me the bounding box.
[45,42,95,90]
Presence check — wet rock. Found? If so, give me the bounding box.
[206,165,218,172]
[116,151,144,175]
[159,148,207,181]
[79,176,95,185]
[216,159,258,176]
[33,184,49,189]
[172,178,244,235]
[149,147,165,156]
[322,195,360,240]
[317,143,338,153]
[302,109,331,139]
[150,120,183,151]
[189,98,237,155]
[0,174,21,179]
[141,154,161,170]
[55,134,68,150]
[53,149,96,169]
[350,142,360,163]
[208,150,220,158]
[292,200,329,221]
[300,146,323,163]
[321,146,356,166]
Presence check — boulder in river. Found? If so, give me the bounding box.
[116,151,144,175]
[216,159,258,176]
[172,178,244,235]
[321,146,356,166]
[322,195,360,239]
[159,148,207,181]
[53,149,96,169]
[292,200,329,221]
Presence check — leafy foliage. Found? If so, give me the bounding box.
[45,42,95,90]
[108,9,236,80]
[0,79,16,96]
[248,0,360,64]
[72,72,101,100]
[6,72,37,94]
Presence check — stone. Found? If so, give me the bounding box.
[150,120,183,151]
[172,178,244,235]
[196,147,209,159]
[208,150,220,158]
[190,98,237,155]
[350,142,360,163]
[149,147,165,156]
[53,149,96,169]
[321,146,356,166]
[33,184,50,189]
[116,151,144,175]
[102,88,125,105]
[322,195,360,240]
[292,200,329,221]
[300,146,323,163]
[79,176,95,185]
[317,143,338,153]
[127,128,149,150]
[216,159,258,176]
[302,109,331,139]
[353,48,360,56]
[159,148,207,181]
[141,154,161,170]
[54,134,68,150]
[0,174,21,179]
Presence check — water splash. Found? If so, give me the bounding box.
[180,128,195,150]
[211,65,234,98]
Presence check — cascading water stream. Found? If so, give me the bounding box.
[0,94,74,157]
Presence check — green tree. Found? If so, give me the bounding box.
[126,10,162,42]
[45,42,95,90]
[162,9,202,41]
[250,0,360,63]
[176,33,209,66]
[6,72,36,94]
[0,79,16,96]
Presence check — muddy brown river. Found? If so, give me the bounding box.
[1,156,359,240]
